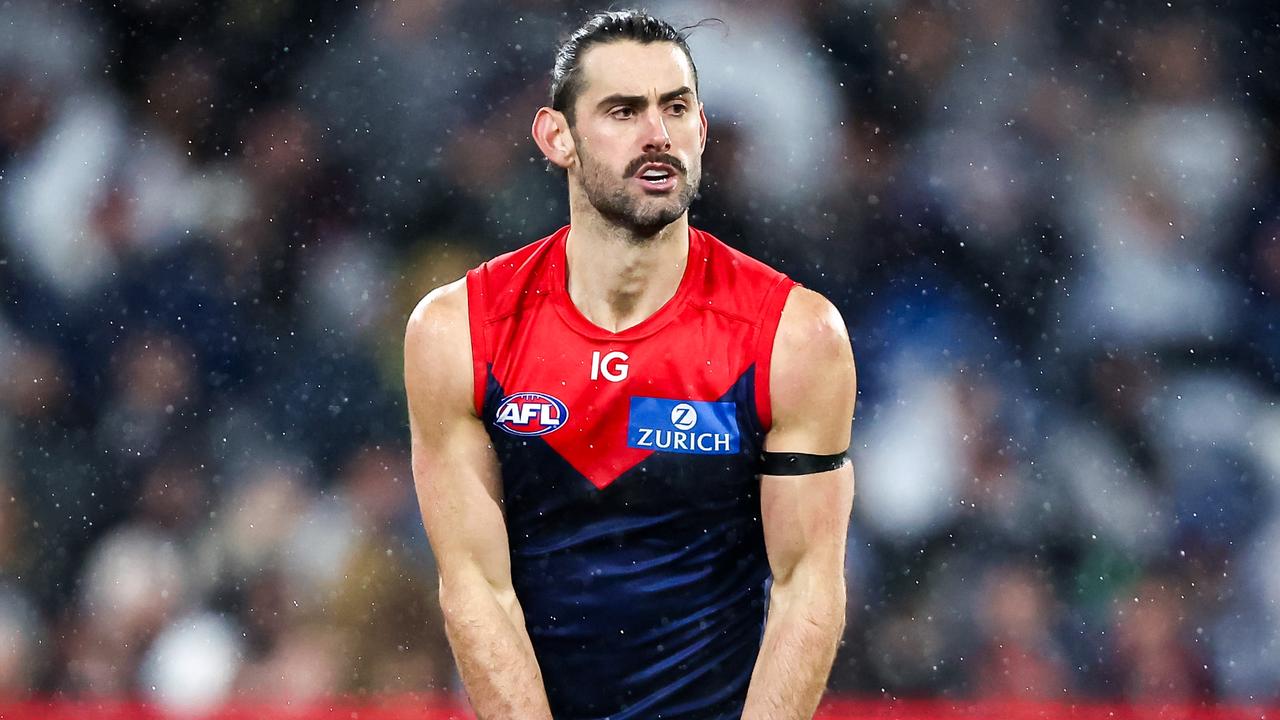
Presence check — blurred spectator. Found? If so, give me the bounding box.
[972,563,1071,699]
[1058,18,1258,356]
[321,444,452,693]
[60,524,189,696]
[96,331,201,471]
[1106,572,1214,702]
[138,610,243,713]
[299,0,481,224]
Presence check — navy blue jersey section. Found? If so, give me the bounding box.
[484,367,769,720]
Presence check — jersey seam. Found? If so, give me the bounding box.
[699,302,763,328]
[483,292,555,327]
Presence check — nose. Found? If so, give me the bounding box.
[640,107,672,154]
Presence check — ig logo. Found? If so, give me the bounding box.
[590,351,629,382]
[670,403,698,430]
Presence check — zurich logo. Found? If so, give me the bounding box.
[628,397,739,455]
[494,392,569,437]
[670,403,698,430]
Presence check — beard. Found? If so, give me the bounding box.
[575,145,700,239]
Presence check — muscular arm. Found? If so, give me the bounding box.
[404,280,554,720]
[741,287,857,720]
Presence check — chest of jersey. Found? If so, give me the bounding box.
[484,298,760,490]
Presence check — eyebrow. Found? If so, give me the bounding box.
[596,86,694,111]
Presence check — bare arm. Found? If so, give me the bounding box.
[741,287,857,720]
[404,279,554,720]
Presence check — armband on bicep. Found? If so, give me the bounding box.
[758,450,849,476]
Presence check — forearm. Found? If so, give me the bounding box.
[741,579,846,720]
[441,577,554,720]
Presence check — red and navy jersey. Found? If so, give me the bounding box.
[466,225,796,720]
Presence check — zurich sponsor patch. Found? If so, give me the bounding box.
[627,397,739,455]
[494,392,569,436]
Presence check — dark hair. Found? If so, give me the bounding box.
[550,10,701,123]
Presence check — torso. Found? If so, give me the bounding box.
[466,225,795,720]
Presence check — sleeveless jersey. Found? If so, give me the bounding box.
[466,225,796,720]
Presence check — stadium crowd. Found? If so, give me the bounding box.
[1,0,1278,711]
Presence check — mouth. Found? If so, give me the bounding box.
[632,162,679,193]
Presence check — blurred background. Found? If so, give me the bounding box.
[1,0,1278,714]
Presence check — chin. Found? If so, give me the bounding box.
[635,186,695,222]
[585,178,697,238]
[624,204,687,237]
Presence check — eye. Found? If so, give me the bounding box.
[668,102,688,116]
[610,106,635,120]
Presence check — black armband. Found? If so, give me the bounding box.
[758,450,849,476]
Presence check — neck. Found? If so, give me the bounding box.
[563,204,690,333]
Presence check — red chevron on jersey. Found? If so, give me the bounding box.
[466,225,795,490]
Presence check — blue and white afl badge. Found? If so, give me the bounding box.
[494,392,569,437]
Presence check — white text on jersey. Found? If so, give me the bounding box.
[591,351,630,382]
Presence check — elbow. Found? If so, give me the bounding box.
[820,583,848,638]
[809,585,847,654]
[786,585,846,661]
[832,585,848,637]
[772,570,847,635]
[438,571,521,628]
[437,577,468,632]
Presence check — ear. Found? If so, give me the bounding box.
[698,103,708,153]
[532,107,575,169]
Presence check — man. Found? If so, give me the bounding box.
[404,10,855,720]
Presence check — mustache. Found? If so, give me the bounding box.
[623,154,686,178]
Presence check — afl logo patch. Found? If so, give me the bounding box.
[494,392,569,437]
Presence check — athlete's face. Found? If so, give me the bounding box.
[566,41,707,236]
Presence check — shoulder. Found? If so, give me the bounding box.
[404,278,472,411]
[406,277,469,347]
[775,287,850,361]
[767,286,856,447]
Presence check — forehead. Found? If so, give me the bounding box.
[575,40,696,101]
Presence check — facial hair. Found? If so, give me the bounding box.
[575,143,700,240]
